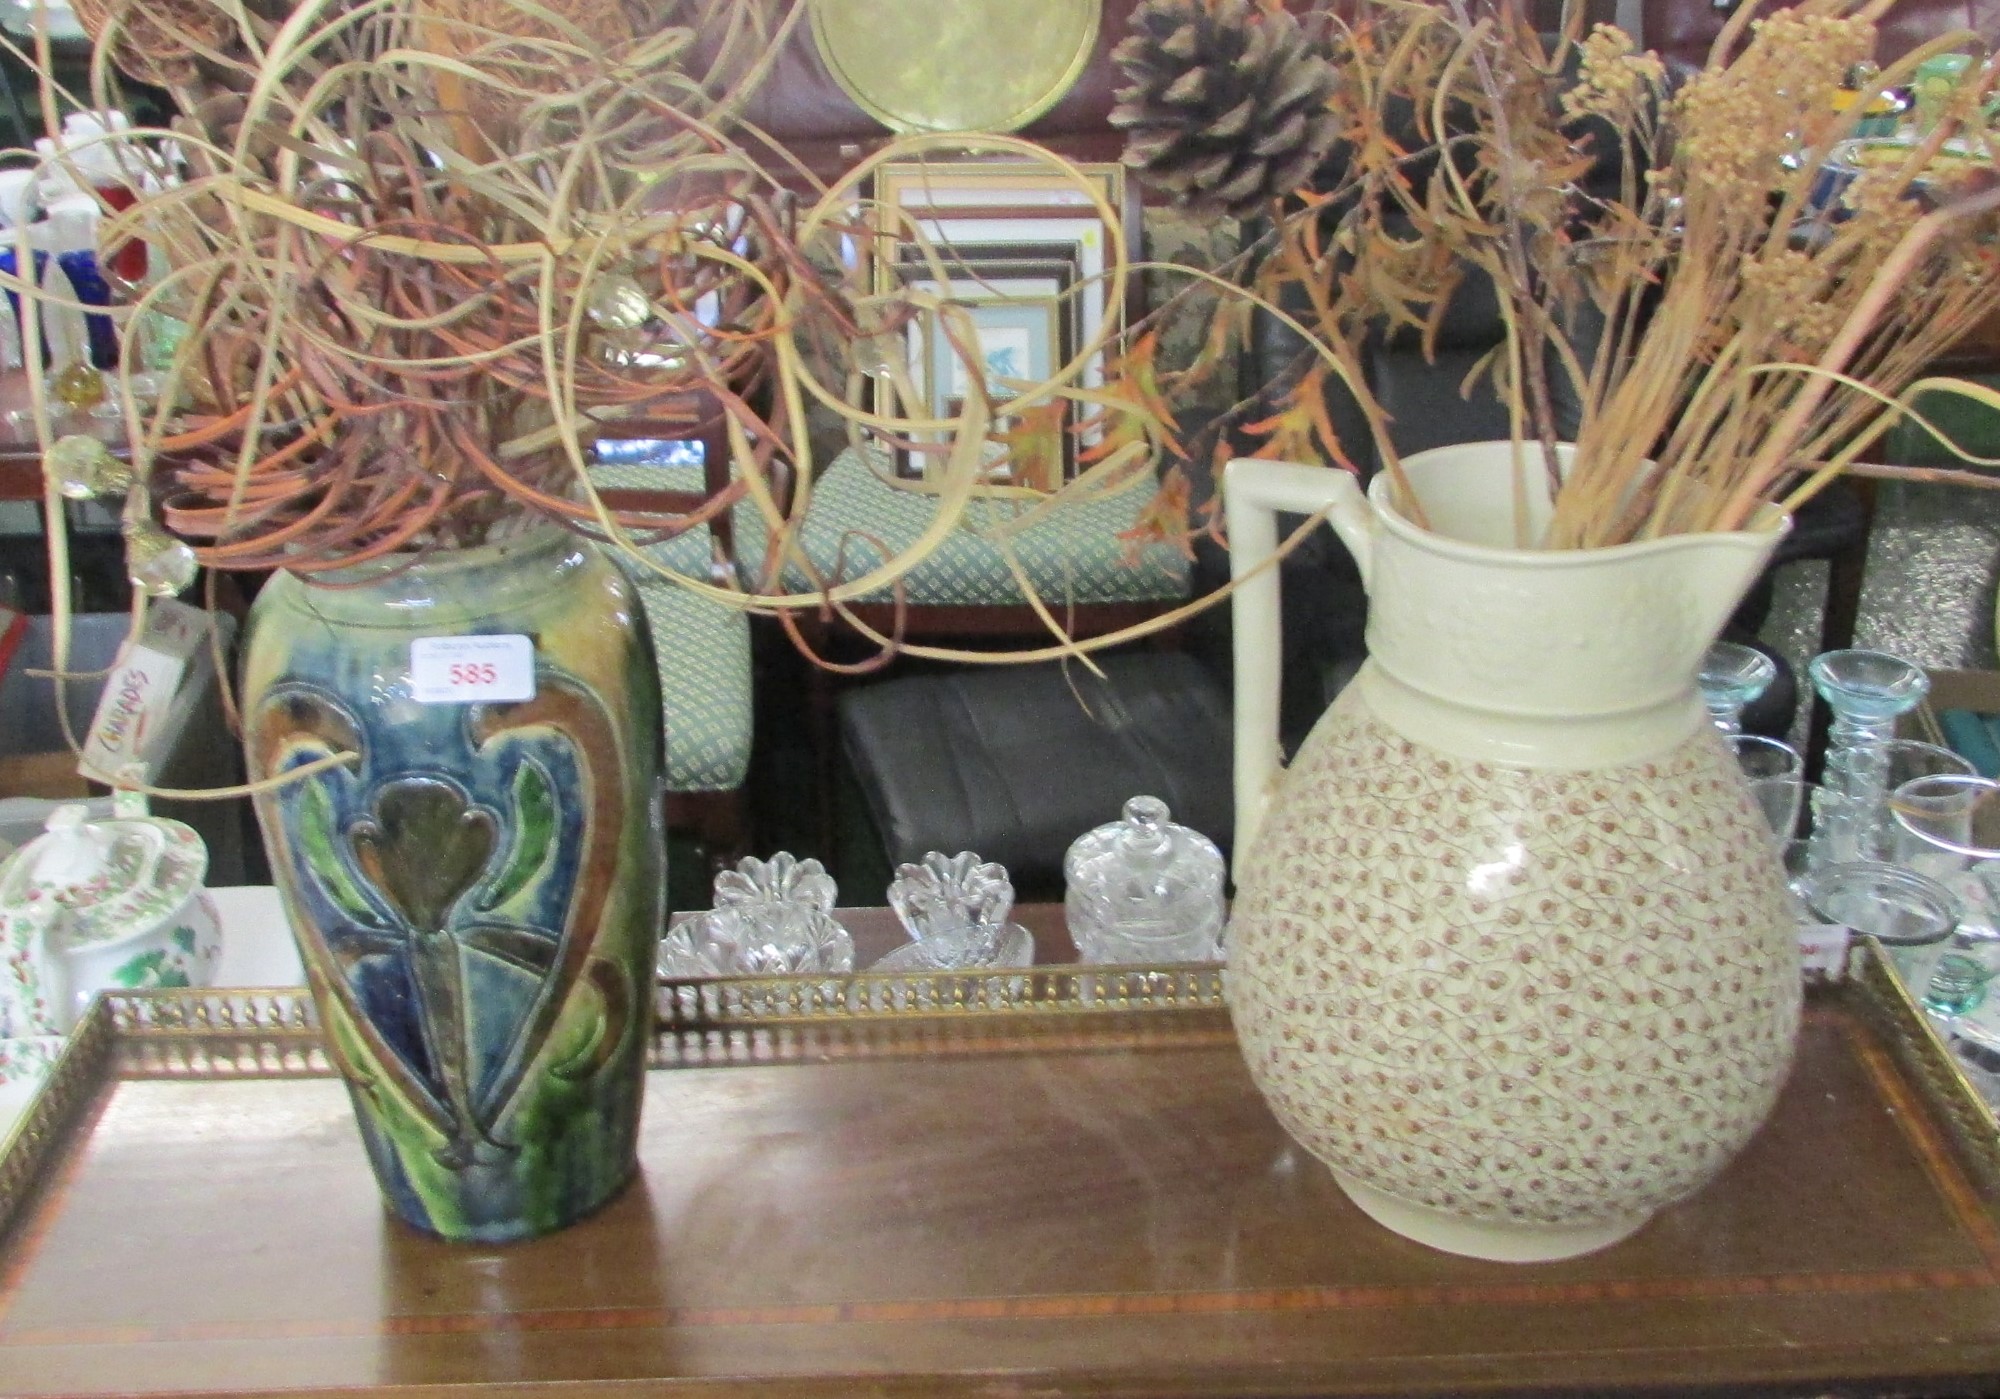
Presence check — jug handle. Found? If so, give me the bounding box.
[1223,458,1376,862]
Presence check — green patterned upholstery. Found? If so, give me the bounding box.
[588,463,753,794]
[733,446,1190,606]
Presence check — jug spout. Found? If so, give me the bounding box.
[1222,444,1791,861]
[1360,444,1789,747]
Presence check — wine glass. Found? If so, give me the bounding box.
[1807,650,1930,869]
[1699,641,1778,735]
[1728,734,1805,842]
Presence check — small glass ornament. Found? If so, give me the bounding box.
[124,518,199,597]
[1064,796,1225,965]
[584,270,652,331]
[851,331,900,379]
[657,850,853,978]
[657,902,854,978]
[50,361,107,411]
[713,851,838,913]
[44,433,127,499]
[875,850,1031,971]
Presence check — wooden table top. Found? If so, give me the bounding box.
[1,964,1998,1397]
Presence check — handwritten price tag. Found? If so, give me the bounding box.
[409,635,536,705]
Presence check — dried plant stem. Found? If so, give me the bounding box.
[1717,180,2000,533]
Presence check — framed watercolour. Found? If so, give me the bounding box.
[904,288,1074,489]
[893,245,1081,484]
[865,159,1136,487]
[894,246,1082,365]
[908,215,1106,427]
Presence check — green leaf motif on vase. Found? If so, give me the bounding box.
[297,775,385,929]
[347,781,497,934]
[483,760,557,915]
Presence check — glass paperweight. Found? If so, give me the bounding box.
[1699,641,1778,735]
[657,902,855,978]
[1064,796,1225,965]
[874,851,1032,971]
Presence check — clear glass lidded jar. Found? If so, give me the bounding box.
[1063,796,1225,965]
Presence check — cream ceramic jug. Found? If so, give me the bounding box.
[1222,443,1800,1263]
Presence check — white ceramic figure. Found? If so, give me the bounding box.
[1222,444,1801,1264]
[0,802,221,1034]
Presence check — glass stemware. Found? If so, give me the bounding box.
[1805,860,1962,1016]
[1857,740,1979,861]
[1699,641,1778,735]
[1807,650,1930,869]
[1887,773,2000,1021]
[1728,734,1805,843]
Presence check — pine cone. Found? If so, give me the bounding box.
[1110,0,1341,220]
[70,0,237,89]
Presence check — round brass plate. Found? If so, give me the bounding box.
[808,0,1101,135]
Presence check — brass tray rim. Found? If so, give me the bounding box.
[3,944,1997,1253]
[3,946,2000,1399]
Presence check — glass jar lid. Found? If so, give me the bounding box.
[1065,796,1224,915]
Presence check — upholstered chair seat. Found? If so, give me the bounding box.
[732,445,1190,610]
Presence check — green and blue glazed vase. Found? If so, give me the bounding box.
[241,524,664,1243]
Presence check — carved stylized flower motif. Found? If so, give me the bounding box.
[254,679,629,1175]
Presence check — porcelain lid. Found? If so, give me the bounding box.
[0,803,208,949]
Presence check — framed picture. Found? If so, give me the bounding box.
[922,295,1068,403]
[865,159,1133,486]
[897,212,1111,455]
[895,246,1081,359]
[895,241,1079,292]
[896,288,1073,485]
[873,160,1127,238]
[894,254,1078,483]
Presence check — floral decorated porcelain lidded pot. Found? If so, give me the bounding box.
[1222,444,1801,1264]
[0,801,220,1034]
